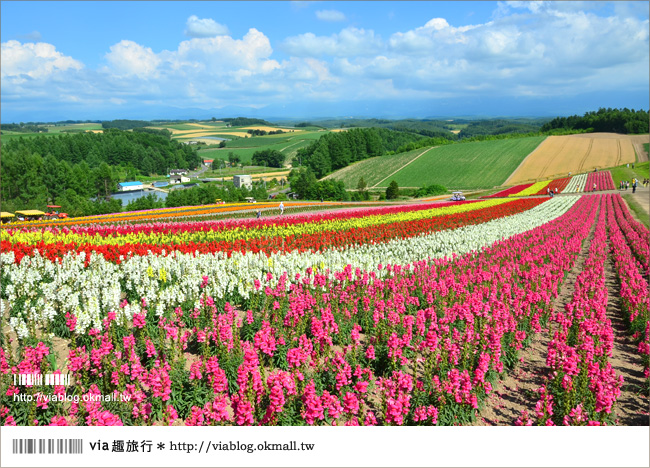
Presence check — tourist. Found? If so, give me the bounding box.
[632,179,637,193]
[279,202,284,215]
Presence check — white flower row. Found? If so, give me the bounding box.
[564,173,587,193]
[1,197,579,338]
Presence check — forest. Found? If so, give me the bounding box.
[540,108,649,134]
[1,129,201,214]
[296,128,423,178]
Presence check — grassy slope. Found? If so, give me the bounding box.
[609,162,649,186]
[329,136,545,190]
[326,148,426,189]
[379,136,546,189]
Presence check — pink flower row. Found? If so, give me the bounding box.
[605,195,650,385]
[520,195,622,426]
[0,196,619,426]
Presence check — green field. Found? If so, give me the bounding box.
[328,136,545,190]
[326,148,427,189]
[45,123,103,133]
[198,131,325,165]
[381,136,546,189]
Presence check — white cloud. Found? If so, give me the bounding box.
[184,15,230,37]
[105,40,161,78]
[1,40,83,79]
[174,28,278,73]
[2,2,648,119]
[315,10,346,22]
[282,27,382,57]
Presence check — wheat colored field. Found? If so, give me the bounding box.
[505,133,640,185]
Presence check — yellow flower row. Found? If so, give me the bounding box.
[509,180,551,197]
[3,199,514,247]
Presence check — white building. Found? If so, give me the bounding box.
[170,175,191,184]
[118,181,143,192]
[233,175,253,190]
[169,169,189,176]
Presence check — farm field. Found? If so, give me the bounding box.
[373,136,546,189]
[506,133,645,185]
[324,147,430,189]
[198,131,325,165]
[1,192,647,428]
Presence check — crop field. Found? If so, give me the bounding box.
[199,132,325,165]
[1,192,648,428]
[373,136,546,189]
[324,147,428,188]
[506,133,641,185]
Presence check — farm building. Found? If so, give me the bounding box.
[169,169,189,176]
[118,181,143,192]
[203,159,214,166]
[233,175,253,190]
[170,175,191,184]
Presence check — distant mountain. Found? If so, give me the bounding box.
[2,89,646,123]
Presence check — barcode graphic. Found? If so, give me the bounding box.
[12,373,71,386]
[12,439,83,454]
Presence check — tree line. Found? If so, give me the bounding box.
[2,129,200,176]
[101,120,153,130]
[541,108,649,134]
[1,129,201,214]
[295,128,423,178]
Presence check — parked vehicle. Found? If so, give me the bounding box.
[44,205,69,220]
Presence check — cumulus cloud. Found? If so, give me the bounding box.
[2,2,648,119]
[184,15,230,37]
[282,27,382,57]
[1,40,83,79]
[315,9,346,22]
[105,40,161,78]
[174,28,279,73]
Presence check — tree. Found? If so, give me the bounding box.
[386,180,399,200]
[252,149,285,168]
[94,162,116,198]
[356,177,367,192]
[228,152,241,165]
[219,140,226,148]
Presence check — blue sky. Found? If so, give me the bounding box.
[1,1,648,122]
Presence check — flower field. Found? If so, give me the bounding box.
[485,171,614,198]
[0,193,647,427]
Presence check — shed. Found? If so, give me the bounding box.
[170,175,190,184]
[118,181,143,192]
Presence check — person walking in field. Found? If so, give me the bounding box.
[593,183,597,192]
[279,202,284,215]
[632,179,637,193]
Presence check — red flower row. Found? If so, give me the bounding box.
[4,199,547,265]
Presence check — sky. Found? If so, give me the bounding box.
[1,1,648,122]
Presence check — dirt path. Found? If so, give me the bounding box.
[476,201,599,425]
[603,256,649,425]
[630,134,649,162]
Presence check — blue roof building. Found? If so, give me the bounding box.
[118,181,144,192]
